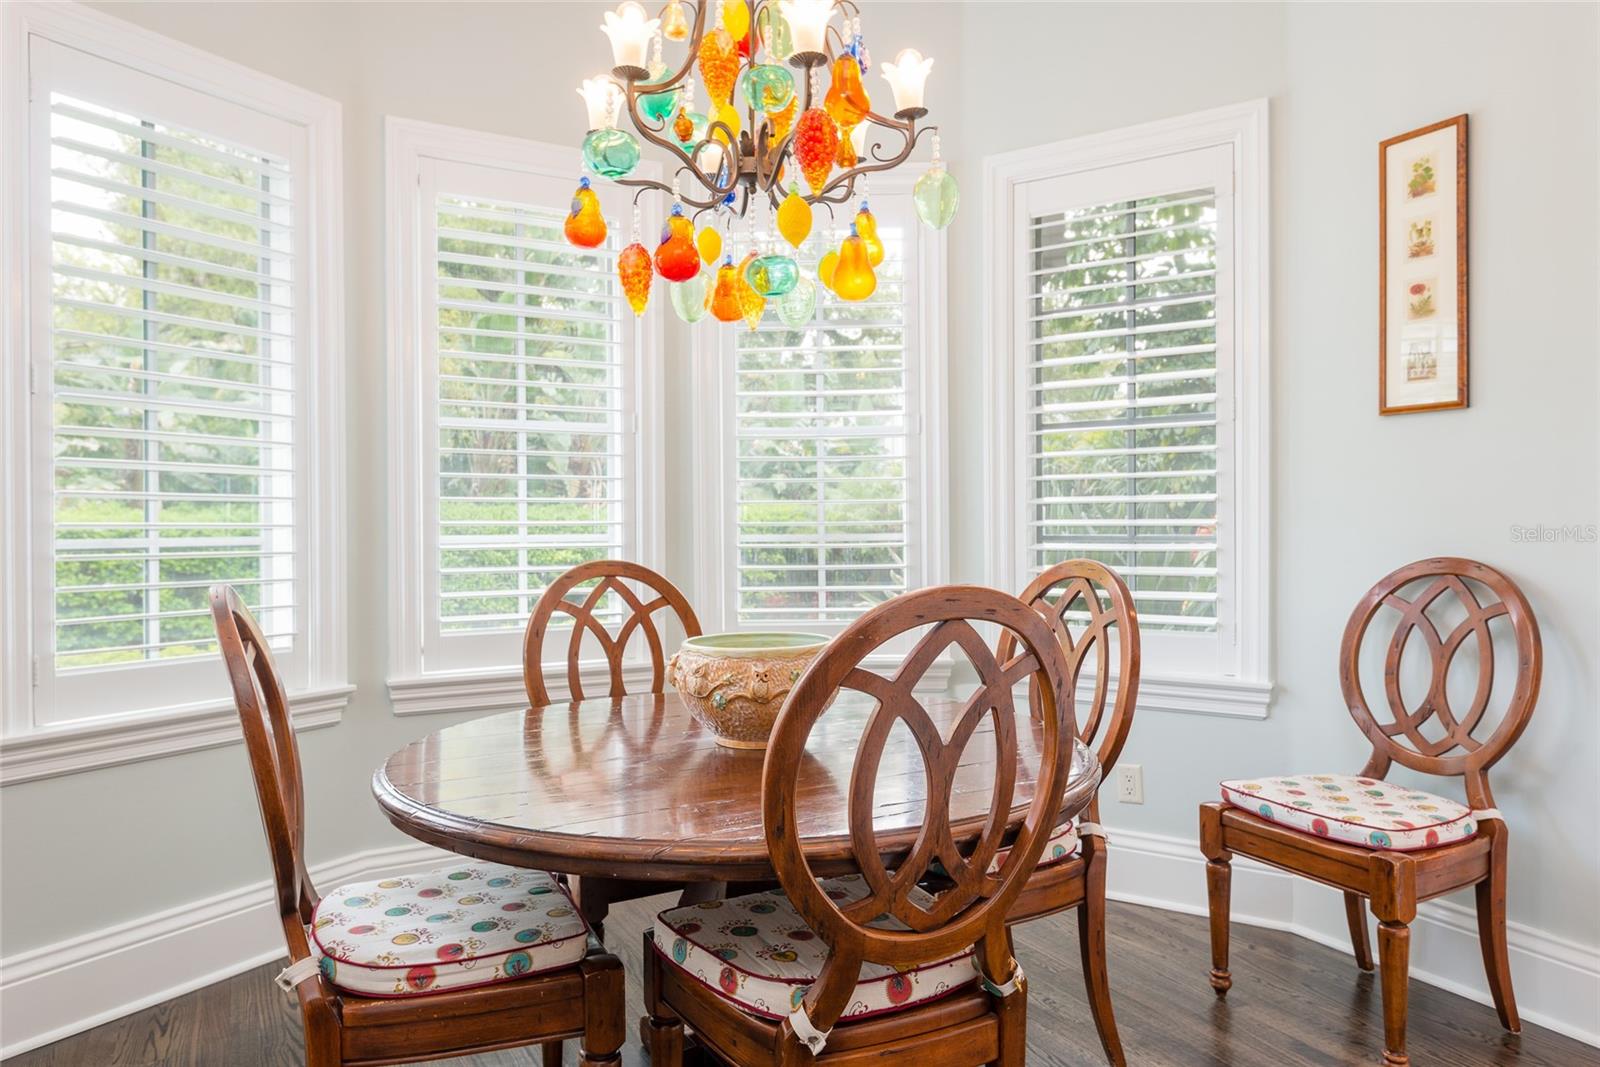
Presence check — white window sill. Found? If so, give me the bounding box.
[388,655,955,718]
[0,684,354,786]
[1116,673,1274,720]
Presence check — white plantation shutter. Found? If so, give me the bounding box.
[1020,144,1238,672]
[718,192,933,632]
[26,38,325,724]
[411,156,645,675]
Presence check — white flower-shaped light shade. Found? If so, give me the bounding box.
[600,1,659,70]
[578,77,621,131]
[880,48,934,112]
[779,0,835,56]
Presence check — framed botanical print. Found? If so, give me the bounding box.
[1379,114,1467,414]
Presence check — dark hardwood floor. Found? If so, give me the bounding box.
[9,894,1592,1066]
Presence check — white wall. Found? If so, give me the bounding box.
[2,0,1596,1051]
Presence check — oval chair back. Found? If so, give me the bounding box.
[1340,556,1541,810]
[1002,561,1140,823]
[761,585,1075,1046]
[209,584,318,934]
[523,560,702,706]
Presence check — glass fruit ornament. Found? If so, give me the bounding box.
[817,248,838,291]
[769,96,798,141]
[831,224,876,301]
[711,102,742,145]
[655,204,701,281]
[563,177,607,248]
[698,27,739,105]
[696,225,722,264]
[755,5,793,61]
[672,106,708,149]
[669,272,710,323]
[792,108,838,194]
[660,0,690,41]
[736,252,766,329]
[746,251,799,298]
[913,160,959,229]
[720,0,750,39]
[824,54,870,128]
[776,274,817,326]
[639,66,681,124]
[710,256,745,322]
[741,63,795,113]
[776,184,812,248]
[617,241,654,315]
[853,202,884,267]
[582,128,640,179]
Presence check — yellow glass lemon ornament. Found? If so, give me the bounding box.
[720,0,750,40]
[831,224,876,302]
[776,184,812,248]
[696,225,722,265]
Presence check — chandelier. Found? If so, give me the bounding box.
[564,0,959,327]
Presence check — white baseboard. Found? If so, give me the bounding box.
[0,841,451,1060]
[1100,825,1600,1048]
[1,829,1595,1059]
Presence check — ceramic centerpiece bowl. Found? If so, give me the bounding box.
[667,632,831,749]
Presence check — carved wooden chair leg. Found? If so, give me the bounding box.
[1077,837,1126,1065]
[579,950,625,1066]
[302,1003,340,1067]
[1475,824,1521,1032]
[1199,803,1233,995]
[1375,920,1411,1066]
[543,1041,564,1067]
[1344,892,1375,972]
[643,933,686,1067]
[1371,858,1417,1066]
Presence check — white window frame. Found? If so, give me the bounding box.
[690,174,950,685]
[384,117,665,716]
[0,1,349,784]
[982,99,1271,718]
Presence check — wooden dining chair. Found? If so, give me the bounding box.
[645,585,1078,1066]
[997,560,1141,1066]
[1200,558,1542,1066]
[522,558,703,707]
[210,585,625,1067]
[522,560,704,937]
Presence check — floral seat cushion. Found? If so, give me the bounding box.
[1220,774,1480,852]
[311,863,588,997]
[988,820,1080,874]
[652,874,978,1022]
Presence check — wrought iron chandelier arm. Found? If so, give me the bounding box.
[812,121,936,202]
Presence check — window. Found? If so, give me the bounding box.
[694,183,947,644]
[984,102,1270,715]
[1,4,346,776]
[386,119,663,708]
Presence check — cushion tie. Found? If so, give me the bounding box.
[980,961,1026,998]
[1077,821,1106,840]
[1470,808,1503,825]
[275,955,321,992]
[787,1002,831,1055]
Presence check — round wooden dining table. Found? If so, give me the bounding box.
[373,690,1102,928]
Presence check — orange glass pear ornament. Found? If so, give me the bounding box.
[831,223,876,302]
[618,240,654,315]
[710,256,745,322]
[792,108,839,195]
[824,55,870,169]
[655,204,701,282]
[563,176,607,248]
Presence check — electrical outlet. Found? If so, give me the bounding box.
[1115,764,1144,804]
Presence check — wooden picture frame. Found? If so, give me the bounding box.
[1379,114,1468,414]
